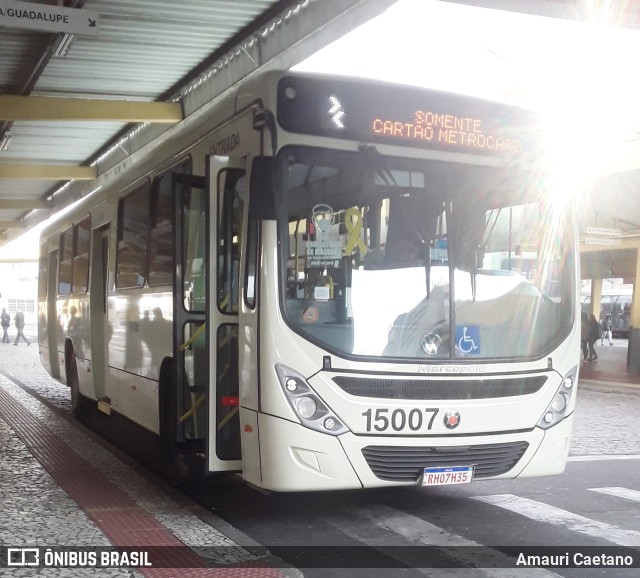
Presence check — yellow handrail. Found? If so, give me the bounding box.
[179,322,206,351]
[178,393,206,423]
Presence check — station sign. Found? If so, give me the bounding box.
[0,0,99,36]
[584,237,621,246]
[586,227,621,237]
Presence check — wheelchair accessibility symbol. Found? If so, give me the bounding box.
[456,325,480,354]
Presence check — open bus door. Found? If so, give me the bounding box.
[167,160,245,476]
[163,172,209,472]
[207,156,246,473]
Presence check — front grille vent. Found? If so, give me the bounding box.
[362,441,529,482]
[332,376,546,400]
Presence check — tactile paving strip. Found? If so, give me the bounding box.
[0,385,284,577]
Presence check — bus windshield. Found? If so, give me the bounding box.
[279,146,574,361]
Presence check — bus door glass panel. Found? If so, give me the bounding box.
[218,169,245,314]
[215,168,245,461]
[180,181,207,442]
[183,190,207,313]
[215,324,241,460]
[181,321,206,442]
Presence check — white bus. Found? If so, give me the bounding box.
[38,71,579,492]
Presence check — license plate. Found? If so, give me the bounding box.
[422,466,474,487]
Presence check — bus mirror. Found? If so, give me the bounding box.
[249,156,276,219]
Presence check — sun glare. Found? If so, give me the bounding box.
[295,0,640,192]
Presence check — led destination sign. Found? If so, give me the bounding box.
[278,75,538,157]
[372,110,522,153]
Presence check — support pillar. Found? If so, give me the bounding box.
[590,279,603,319]
[628,249,640,374]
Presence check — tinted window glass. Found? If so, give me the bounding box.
[148,171,175,286]
[58,228,73,295]
[72,217,91,293]
[217,170,245,314]
[116,183,150,288]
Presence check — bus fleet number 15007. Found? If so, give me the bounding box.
[361,407,440,432]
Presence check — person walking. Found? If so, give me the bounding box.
[1,308,10,343]
[587,313,599,361]
[13,310,31,346]
[600,315,613,346]
[580,312,589,361]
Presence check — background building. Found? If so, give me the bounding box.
[0,260,38,329]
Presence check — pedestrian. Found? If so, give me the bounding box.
[600,315,613,346]
[13,310,31,346]
[580,312,589,361]
[587,313,599,361]
[1,308,10,343]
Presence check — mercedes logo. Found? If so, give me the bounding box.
[420,332,442,356]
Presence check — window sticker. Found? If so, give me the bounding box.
[305,204,342,267]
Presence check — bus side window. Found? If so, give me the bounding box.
[58,227,73,296]
[72,217,91,294]
[116,182,150,289]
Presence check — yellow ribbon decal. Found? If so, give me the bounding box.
[343,207,368,257]
[323,275,334,299]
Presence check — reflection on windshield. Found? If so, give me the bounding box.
[381,270,555,359]
[351,267,428,356]
[280,147,573,361]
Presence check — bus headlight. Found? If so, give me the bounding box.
[295,397,317,419]
[276,364,349,436]
[537,367,577,430]
[550,393,567,412]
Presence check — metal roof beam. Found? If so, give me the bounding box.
[0,95,183,123]
[0,221,28,229]
[0,163,97,180]
[0,199,51,210]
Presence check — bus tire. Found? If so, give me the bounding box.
[66,347,87,419]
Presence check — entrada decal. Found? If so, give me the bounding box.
[211,132,240,155]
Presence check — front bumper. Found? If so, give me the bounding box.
[254,412,574,491]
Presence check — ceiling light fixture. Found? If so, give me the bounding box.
[0,133,12,151]
[53,33,75,57]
